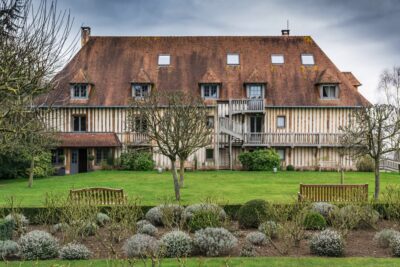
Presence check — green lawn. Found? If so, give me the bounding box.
[0,257,399,267]
[0,170,398,207]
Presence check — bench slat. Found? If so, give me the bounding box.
[298,184,368,202]
[70,187,125,205]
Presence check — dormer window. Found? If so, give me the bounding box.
[246,84,264,99]
[301,54,315,65]
[320,84,339,99]
[201,84,219,99]
[158,54,170,66]
[227,53,239,65]
[71,84,88,99]
[132,84,151,99]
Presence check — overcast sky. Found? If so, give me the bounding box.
[57,0,400,103]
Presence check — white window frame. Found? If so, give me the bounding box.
[276,149,285,160]
[227,53,240,65]
[277,116,286,128]
[246,84,264,99]
[158,54,170,66]
[201,84,219,99]
[320,84,339,100]
[132,83,151,99]
[271,54,284,64]
[301,54,315,65]
[71,84,88,99]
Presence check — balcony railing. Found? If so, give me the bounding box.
[243,133,343,147]
[130,132,151,145]
[230,99,264,113]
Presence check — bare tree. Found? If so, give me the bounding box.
[340,104,400,199]
[379,66,400,108]
[129,91,211,200]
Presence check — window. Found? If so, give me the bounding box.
[51,149,64,165]
[206,116,214,128]
[158,54,170,66]
[132,84,151,99]
[96,148,111,165]
[271,54,284,64]
[201,84,219,99]
[246,84,264,99]
[276,149,285,160]
[71,84,88,99]
[301,54,315,65]
[206,148,214,160]
[73,115,86,132]
[277,116,286,128]
[134,116,147,133]
[320,85,338,99]
[227,53,239,65]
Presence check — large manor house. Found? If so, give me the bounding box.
[44,27,369,174]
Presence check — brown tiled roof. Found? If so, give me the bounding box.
[132,68,152,83]
[200,68,220,83]
[342,72,362,87]
[70,69,92,84]
[245,68,267,83]
[57,133,121,147]
[45,36,369,107]
[315,69,341,84]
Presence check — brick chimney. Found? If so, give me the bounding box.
[81,26,91,47]
[281,29,290,36]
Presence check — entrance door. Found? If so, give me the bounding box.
[78,148,88,173]
[249,116,263,143]
[71,149,79,174]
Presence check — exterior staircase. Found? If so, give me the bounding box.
[380,159,400,172]
[218,117,243,140]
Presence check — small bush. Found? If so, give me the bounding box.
[286,165,295,171]
[356,155,375,172]
[240,242,256,257]
[59,242,91,260]
[50,223,69,234]
[138,223,158,237]
[309,229,344,257]
[123,234,160,258]
[182,204,226,232]
[0,219,14,240]
[136,219,152,228]
[311,202,338,221]
[0,240,19,259]
[194,227,237,256]
[120,150,154,171]
[145,204,183,226]
[238,199,270,228]
[333,205,379,230]
[303,212,327,230]
[19,230,59,260]
[245,232,267,246]
[96,213,110,227]
[390,234,400,257]
[160,230,192,258]
[238,149,280,171]
[374,229,400,248]
[77,221,98,237]
[5,213,29,227]
[258,221,278,239]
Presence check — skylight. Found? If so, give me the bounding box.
[301,54,315,65]
[158,54,170,66]
[227,53,240,65]
[271,54,284,64]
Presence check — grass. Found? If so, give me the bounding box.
[0,170,398,207]
[0,257,399,267]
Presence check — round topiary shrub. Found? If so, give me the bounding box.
[258,221,278,239]
[390,234,400,257]
[138,223,158,237]
[240,242,256,257]
[238,199,270,228]
[19,230,59,260]
[145,207,163,226]
[5,213,29,227]
[303,211,327,230]
[59,242,91,260]
[286,165,295,171]
[145,204,183,226]
[182,204,226,222]
[245,232,267,246]
[374,229,400,248]
[309,229,344,257]
[123,234,160,258]
[96,212,110,227]
[194,227,237,256]
[160,230,192,258]
[0,240,19,259]
[136,219,152,228]
[311,202,338,221]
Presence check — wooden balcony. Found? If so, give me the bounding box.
[129,132,151,146]
[243,133,343,147]
[230,99,265,114]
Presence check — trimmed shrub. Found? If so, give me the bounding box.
[5,213,29,227]
[238,149,280,171]
[286,165,295,171]
[71,221,98,237]
[258,221,278,239]
[390,234,400,257]
[0,219,14,240]
[136,219,152,228]
[240,242,256,257]
[311,202,338,221]
[303,212,327,230]
[96,212,110,227]
[245,232,267,246]
[145,204,183,226]
[238,199,270,228]
[59,242,91,260]
[123,234,160,258]
[182,204,226,232]
[356,155,375,172]
[19,230,59,260]
[182,204,226,221]
[0,240,19,259]
[120,150,154,171]
[160,230,192,258]
[309,229,344,257]
[138,223,158,237]
[194,227,237,256]
[374,229,400,248]
[50,223,69,234]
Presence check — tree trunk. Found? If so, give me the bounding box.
[170,160,180,201]
[179,159,185,188]
[340,168,344,184]
[374,159,380,200]
[28,158,34,188]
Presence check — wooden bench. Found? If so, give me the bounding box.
[69,187,126,205]
[298,184,368,202]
